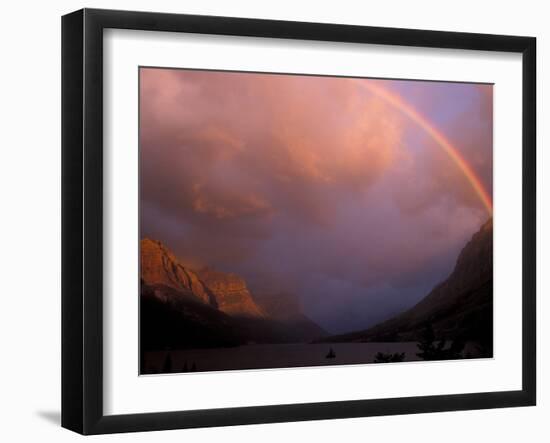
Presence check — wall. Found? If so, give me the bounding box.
[0,0,546,441]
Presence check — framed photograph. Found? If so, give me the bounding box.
[61,8,536,434]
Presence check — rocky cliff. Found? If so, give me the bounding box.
[141,238,264,318]
[197,268,265,318]
[141,238,213,305]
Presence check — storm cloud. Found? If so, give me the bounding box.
[140,68,492,333]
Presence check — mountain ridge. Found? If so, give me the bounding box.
[140,238,326,351]
[141,238,265,318]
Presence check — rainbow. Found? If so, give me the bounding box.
[354,79,493,214]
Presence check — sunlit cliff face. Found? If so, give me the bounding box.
[140,68,493,333]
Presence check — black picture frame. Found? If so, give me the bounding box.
[62,8,536,435]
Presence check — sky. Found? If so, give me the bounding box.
[139,67,493,334]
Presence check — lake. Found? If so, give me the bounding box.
[143,342,422,374]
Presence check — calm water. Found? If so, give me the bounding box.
[143,342,422,374]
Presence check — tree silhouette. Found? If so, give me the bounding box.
[373,352,405,363]
[162,352,172,373]
[416,323,465,360]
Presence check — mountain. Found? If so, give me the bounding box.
[141,281,244,351]
[140,238,325,352]
[317,219,493,352]
[197,268,265,318]
[141,238,264,318]
[141,238,213,304]
[253,291,327,340]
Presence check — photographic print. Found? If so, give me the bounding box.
[139,68,493,375]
